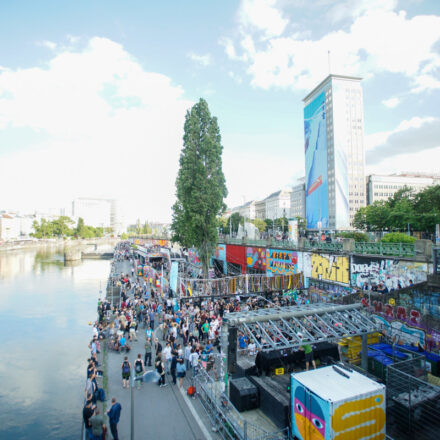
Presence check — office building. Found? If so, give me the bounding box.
[367,173,440,204]
[303,74,366,230]
[254,200,266,219]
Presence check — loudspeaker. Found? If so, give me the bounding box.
[229,377,259,412]
[228,327,238,374]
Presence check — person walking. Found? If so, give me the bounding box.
[176,357,186,388]
[144,337,152,367]
[170,350,177,385]
[107,397,122,440]
[155,354,167,387]
[89,409,105,440]
[121,356,131,388]
[134,354,144,390]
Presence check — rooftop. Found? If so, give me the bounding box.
[303,74,362,103]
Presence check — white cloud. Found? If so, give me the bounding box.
[228,71,243,84]
[0,37,193,223]
[238,0,288,38]
[225,2,440,93]
[365,117,440,171]
[382,97,400,108]
[187,51,212,66]
[38,40,57,50]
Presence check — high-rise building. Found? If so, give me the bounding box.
[72,197,118,232]
[303,74,366,230]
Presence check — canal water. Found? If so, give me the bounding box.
[0,248,110,440]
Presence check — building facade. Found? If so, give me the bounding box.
[254,200,266,220]
[238,200,256,220]
[265,189,292,220]
[367,174,440,204]
[303,74,366,230]
[290,182,306,219]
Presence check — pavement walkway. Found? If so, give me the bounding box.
[106,259,217,440]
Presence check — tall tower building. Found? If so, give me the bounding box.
[303,74,366,230]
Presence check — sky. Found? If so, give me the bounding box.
[0,0,439,224]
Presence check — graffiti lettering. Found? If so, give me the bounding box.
[310,254,349,285]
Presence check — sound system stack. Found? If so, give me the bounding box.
[229,377,259,412]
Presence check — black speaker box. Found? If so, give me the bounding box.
[229,377,259,412]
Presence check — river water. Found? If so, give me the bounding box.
[0,247,111,440]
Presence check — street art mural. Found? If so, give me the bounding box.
[361,296,440,352]
[246,247,266,271]
[188,249,201,267]
[351,256,428,290]
[214,244,226,261]
[309,279,354,303]
[310,253,349,285]
[266,249,298,276]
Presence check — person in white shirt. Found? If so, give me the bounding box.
[163,343,172,374]
[189,349,199,376]
[248,341,257,356]
[184,343,192,369]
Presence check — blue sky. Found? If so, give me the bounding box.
[1,0,439,223]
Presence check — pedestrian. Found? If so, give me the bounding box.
[107,397,122,440]
[121,356,131,388]
[83,399,95,440]
[155,354,167,387]
[298,334,316,370]
[163,342,172,374]
[176,357,186,388]
[170,350,177,385]
[89,409,105,440]
[144,337,152,367]
[134,353,144,390]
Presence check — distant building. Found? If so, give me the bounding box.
[290,181,306,219]
[0,214,21,241]
[265,189,292,220]
[72,197,118,231]
[255,200,266,220]
[366,173,440,204]
[238,201,256,220]
[303,74,366,230]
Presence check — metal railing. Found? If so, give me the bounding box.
[354,241,415,257]
[194,369,288,440]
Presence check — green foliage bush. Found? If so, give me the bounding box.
[380,232,416,243]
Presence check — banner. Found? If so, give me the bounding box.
[288,219,299,243]
[169,261,179,293]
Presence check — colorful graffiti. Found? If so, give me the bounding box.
[309,279,354,303]
[266,249,298,276]
[351,256,427,290]
[310,253,349,285]
[246,247,266,271]
[214,244,226,261]
[188,249,201,267]
[361,298,440,352]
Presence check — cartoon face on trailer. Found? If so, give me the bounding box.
[294,386,326,440]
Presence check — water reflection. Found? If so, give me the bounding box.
[0,248,110,440]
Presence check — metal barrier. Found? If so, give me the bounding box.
[194,369,288,440]
[177,273,303,298]
[386,354,440,440]
[354,241,415,257]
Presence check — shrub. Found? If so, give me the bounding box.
[380,232,416,243]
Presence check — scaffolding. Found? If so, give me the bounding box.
[224,303,378,352]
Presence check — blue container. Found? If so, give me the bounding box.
[369,343,392,351]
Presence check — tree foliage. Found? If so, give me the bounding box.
[381,232,416,243]
[337,231,370,242]
[32,216,105,239]
[171,98,227,276]
[251,218,266,233]
[353,185,440,233]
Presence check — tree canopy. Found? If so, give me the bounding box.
[353,185,440,234]
[31,216,107,239]
[171,98,227,276]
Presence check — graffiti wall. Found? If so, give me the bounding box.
[351,256,428,290]
[214,244,226,261]
[303,253,350,285]
[246,247,266,271]
[309,279,354,303]
[188,249,201,267]
[266,249,298,276]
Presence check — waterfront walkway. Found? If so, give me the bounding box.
[106,260,216,440]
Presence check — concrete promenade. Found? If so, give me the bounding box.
[106,260,217,440]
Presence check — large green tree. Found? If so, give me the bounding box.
[171,98,228,276]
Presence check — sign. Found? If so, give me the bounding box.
[169,261,179,293]
[288,219,299,243]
